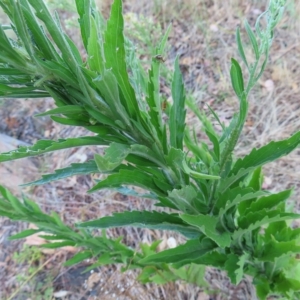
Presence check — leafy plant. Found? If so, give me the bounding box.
[10,244,54,300]
[0,0,299,299]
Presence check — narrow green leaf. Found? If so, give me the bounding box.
[169,56,186,149]
[139,238,216,265]
[236,27,248,68]
[93,70,130,127]
[87,16,104,73]
[21,1,60,61]
[75,0,91,50]
[35,105,86,117]
[220,131,300,192]
[22,160,98,186]
[0,137,104,162]
[230,58,244,98]
[23,198,43,213]
[78,211,201,238]
[64,34,83,64]
[89,169,167,196]
[10,0,34,59]
[103,0,139,118]
[37,59,78,87]
[51,116,90,127]
[145,57,163,140]
[244,20,259,59]
[28,0,79,72]
[0,186,28,215]
[40,241,76,249]
[76,67,111,113]
[180,214,231,248]
[9,229,41,240]
[0,83,48,98]
[64,251,93,267]
[184,250,228,269]
[0,68,25,76]
[206,130,220,161]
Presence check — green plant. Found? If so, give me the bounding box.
[0,0,299,299]
[10,244,54,300]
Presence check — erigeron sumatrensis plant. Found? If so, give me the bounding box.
[0,0,299,298]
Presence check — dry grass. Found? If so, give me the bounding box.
[1,0,300,299]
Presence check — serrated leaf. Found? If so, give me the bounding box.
[245,189,292,215]
[139,238,216,265]
[173,264,208,288]
[224,254,239,284]
[235,253,248,284]
[254,277,271,300]
[180,214,231,248]
[64,251,93,267]
[230,58,244,98]
[77,211,201,239]
[272,273,300,295]
[234,210,300,240]
[217,187,267,216]
[220,131,300,192]
[0,136,104,162]
[259,238,300,262]
[169,56,186,149]
[235,167,264,214]
[22,160,98,186]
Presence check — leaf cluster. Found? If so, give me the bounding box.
[0,0,300,299]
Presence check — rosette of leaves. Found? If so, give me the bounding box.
[0,0,300,298]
